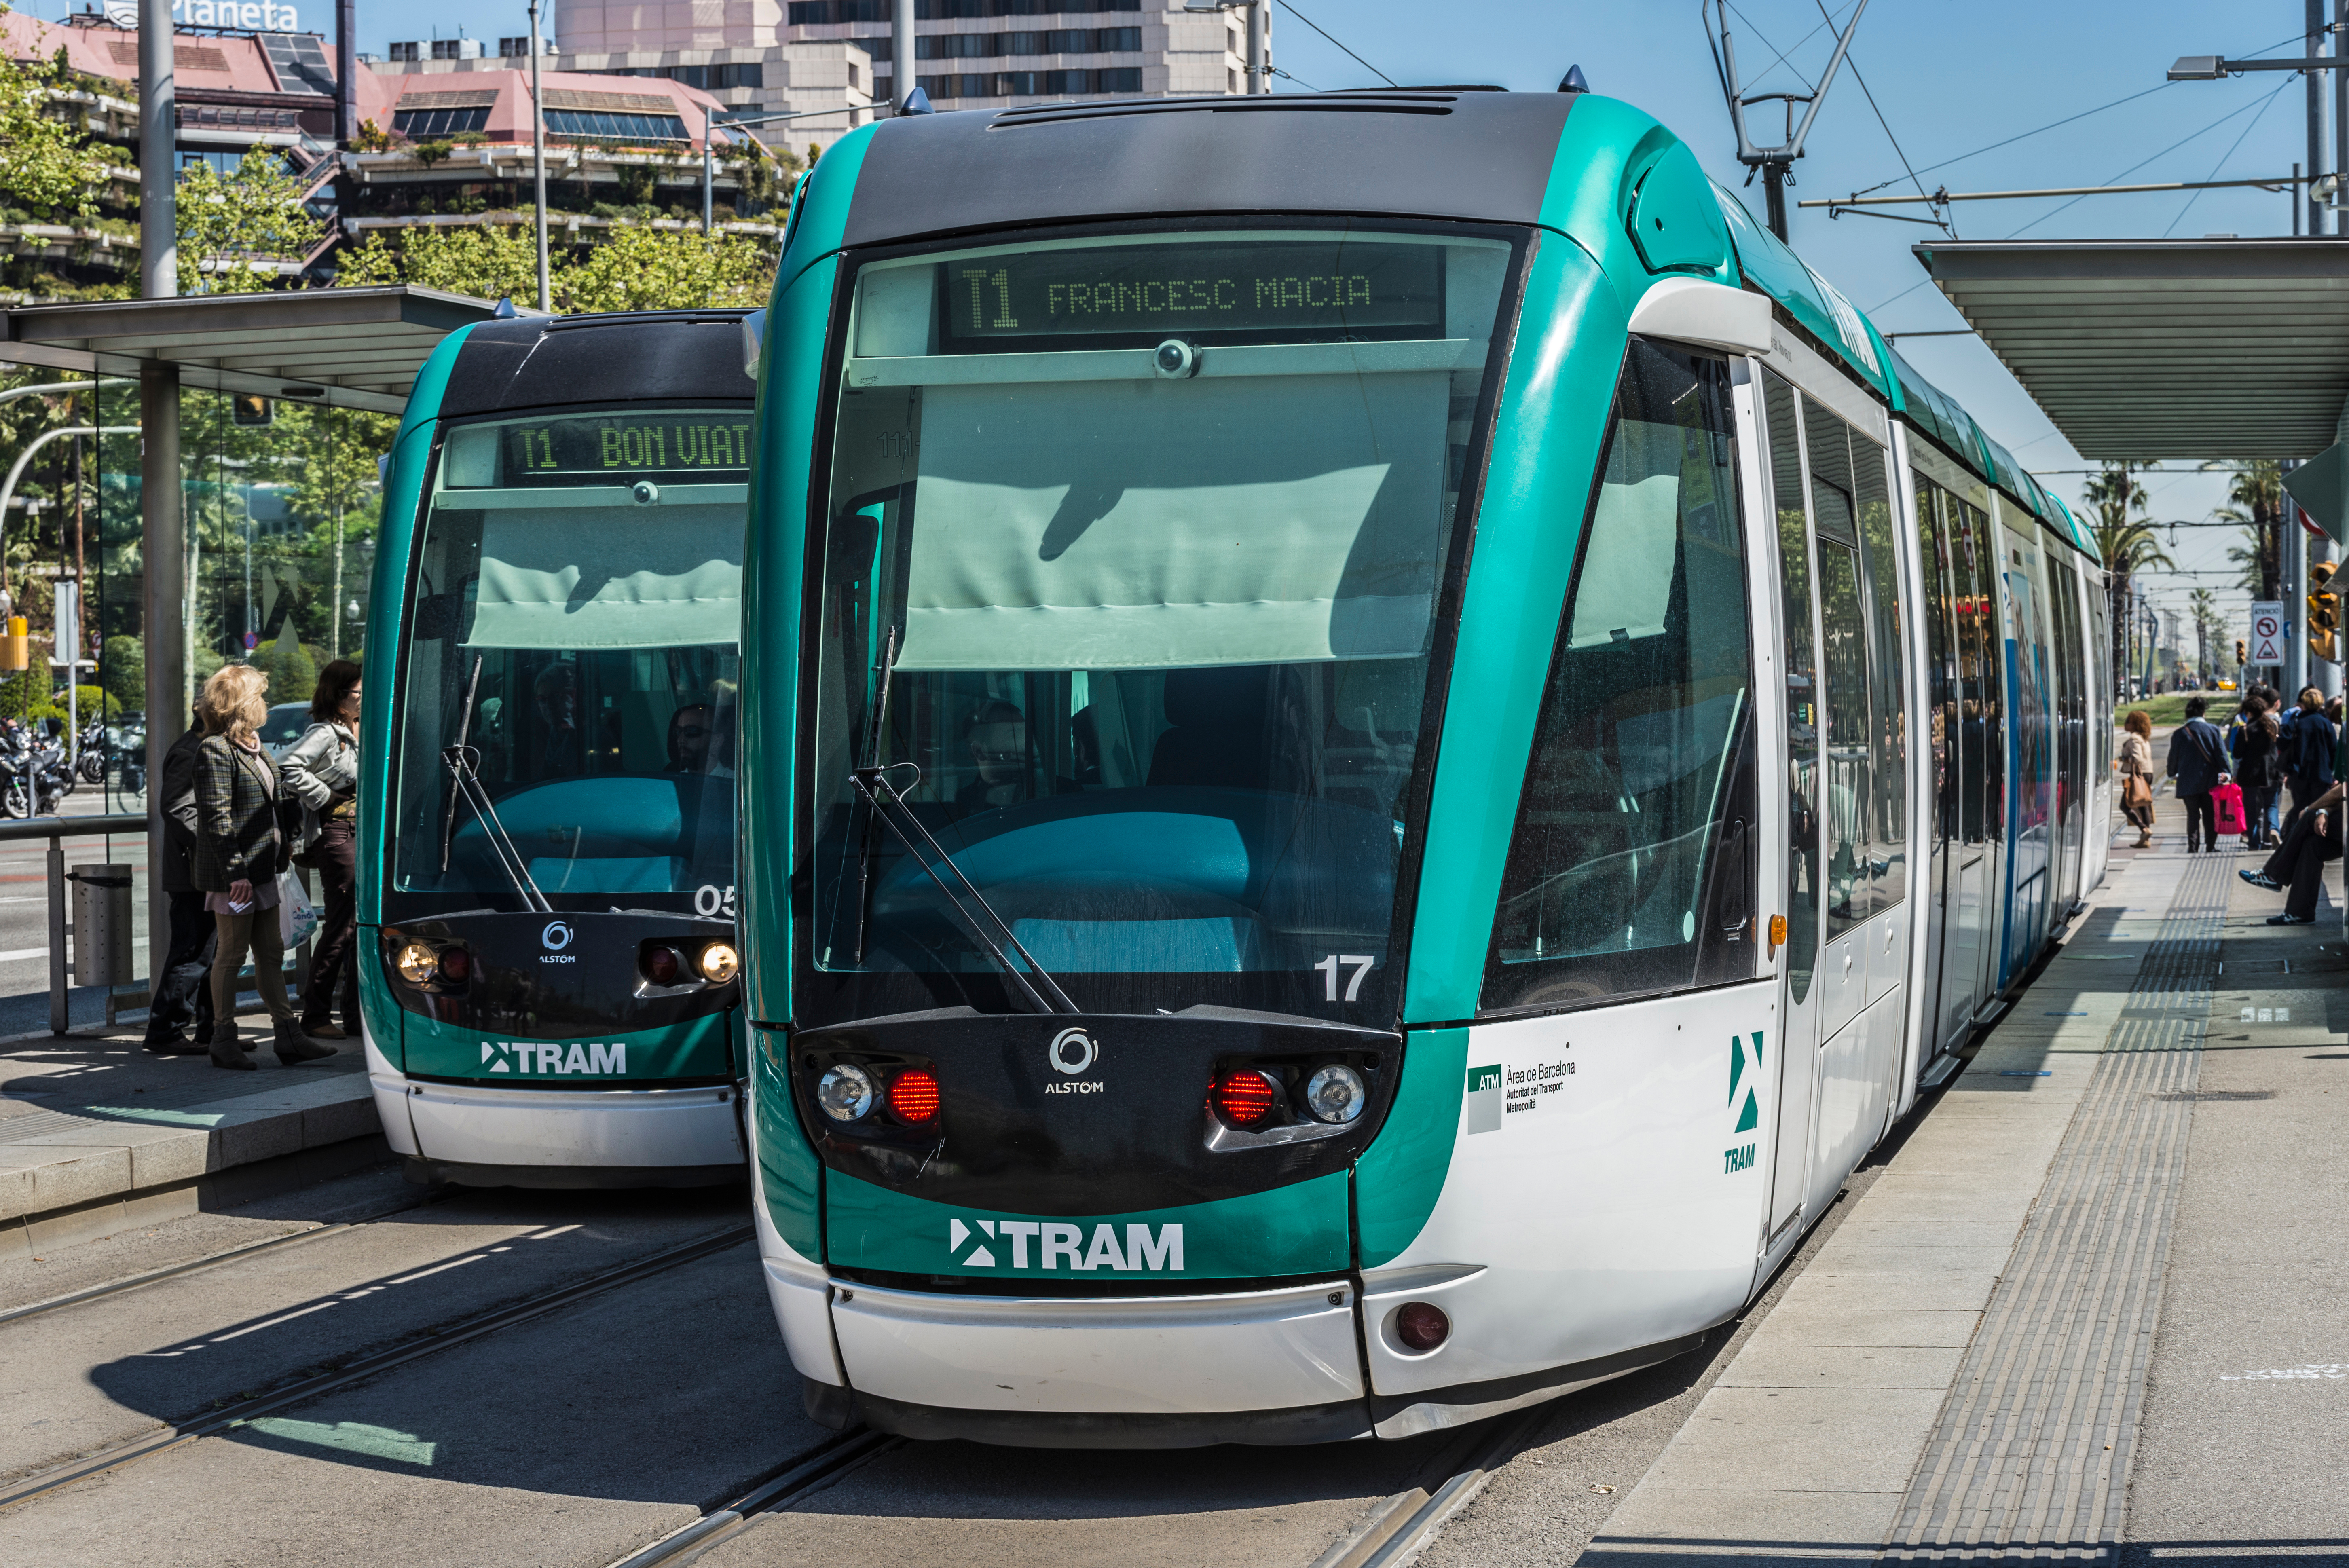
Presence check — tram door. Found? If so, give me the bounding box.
[1761,369,1823,1246]
[1964,506,2005,1014]
[2049,561,2088,917]
[1914,476,1962,1061]
[1998,522,2054,985]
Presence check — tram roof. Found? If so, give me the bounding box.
[0,286,525,413]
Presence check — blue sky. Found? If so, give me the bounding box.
[22,0,2314,639]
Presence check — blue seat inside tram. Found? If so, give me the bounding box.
[448,775,735,896]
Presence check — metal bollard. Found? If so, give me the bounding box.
[70,863,136,989]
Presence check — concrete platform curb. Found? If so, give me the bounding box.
[0,1014,385,1258]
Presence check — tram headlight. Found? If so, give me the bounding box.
[817,1062,876,1122]
[395,940,438,986]
[1303,1064,1366,1124]
[698,941,740,985]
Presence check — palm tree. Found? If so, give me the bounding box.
[2084,462,2173,689]
[2203,459,2283,602]
[2189,587,2224,689]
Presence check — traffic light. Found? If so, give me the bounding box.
[2237,638,2249,668]
[2311,560,2340,664]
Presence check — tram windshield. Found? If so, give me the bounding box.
[804,224,1518,1023]
[388,408,747,918]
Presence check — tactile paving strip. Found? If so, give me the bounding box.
[1883,850,2233,1562]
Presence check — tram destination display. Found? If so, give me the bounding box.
[466,410,754,488]
[939,239,1446,351]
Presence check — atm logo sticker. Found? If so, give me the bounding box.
[1724,1031,1763,1175]
[1465,1064,1503,1135]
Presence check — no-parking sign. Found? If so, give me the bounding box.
[2248,600,2287,664]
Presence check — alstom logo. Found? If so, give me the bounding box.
[947,1217,1184,1272]
[482,1041,626,1075]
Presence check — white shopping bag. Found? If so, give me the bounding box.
[277,870,319,947]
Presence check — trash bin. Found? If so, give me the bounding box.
[70,863,135,987]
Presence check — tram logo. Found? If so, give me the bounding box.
[1724,1031,1763,1175]
[482,1040,626,1075]
[1047,1027,1097,1076]
[540,921,576,965]
[947,1216,1184,1272]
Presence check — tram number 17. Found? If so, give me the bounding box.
[1314,954,1375,1002]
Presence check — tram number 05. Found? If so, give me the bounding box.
[1314,954,1375,1002]
[695,884,738,919]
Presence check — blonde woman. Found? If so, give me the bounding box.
[2118,709,2156,850]
[193,664,332,1070]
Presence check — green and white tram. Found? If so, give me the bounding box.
[360,310,758,1187]
[736,87,2108,1444]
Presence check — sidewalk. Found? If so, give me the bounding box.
[1573,817,2339,1564]
[0,1019,383,1258]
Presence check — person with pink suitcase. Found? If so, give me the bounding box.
[2167,696,2232,854]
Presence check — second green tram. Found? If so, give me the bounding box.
[359,309,757,1187]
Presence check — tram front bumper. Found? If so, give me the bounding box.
[370,1044,744,1184]
[809,1276,1369,1445]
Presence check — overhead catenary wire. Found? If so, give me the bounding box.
[2161,78,2294,237]
[1275,0,1395,89]
[1806,0,1946,234]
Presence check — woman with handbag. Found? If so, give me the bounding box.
[193,664,333,1071]
[2118,710,2156,849]
[280,660,362,1040]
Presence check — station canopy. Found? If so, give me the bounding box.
[0,286,520,412]
[1913,238,2349,463]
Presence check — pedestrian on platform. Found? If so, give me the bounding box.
[2166,696,2230,854]
[141,708,216,1054]
[193,664,333,1071]
[2231,693,2282,852]
[280,659,362,1042]
[2240,775,2342,925]
[2118,709,2157,848]
[2281,685,2338,839]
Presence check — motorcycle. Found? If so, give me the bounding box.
[112,723,147,797]
[1,719,77,818]
[76,727,107,784]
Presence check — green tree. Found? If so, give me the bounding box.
[562,226,773,312]
[334,224,542,304]
[252,628,315,704]
[0,15,116,220]
[176,150,328,296]
[100,633,142,710]
[2187,587,2224,689]
[2203,459,2283,602]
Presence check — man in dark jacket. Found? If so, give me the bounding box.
[142,712,217,1053]
[2165,696,2231,854]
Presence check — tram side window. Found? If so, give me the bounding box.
[1854,437,1906,911]
[1803,398,1873,935]
[1481,340,1757,1015]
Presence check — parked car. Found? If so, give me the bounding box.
[258,701,312,760]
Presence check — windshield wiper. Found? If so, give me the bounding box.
[442,742,553,914]
[439,655,486,873]
[848,762,1077,1015]
[846,624,898,965]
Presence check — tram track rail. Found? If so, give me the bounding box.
[0,1221,755,1514]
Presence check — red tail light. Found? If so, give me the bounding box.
[438,947,472,983]
[886,1068,942,1124]
[1395,1301,1450,1353]
[1210,1069,1279,1128]
[643,945,680,985]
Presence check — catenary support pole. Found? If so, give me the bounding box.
[336,0,357,146]
[1247,0,1267,93]
[894,0,915,111]
[2312,0,2328,235]
[529,0,550,313]
[140,0,181,1016]
[2286,492,2310,700]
